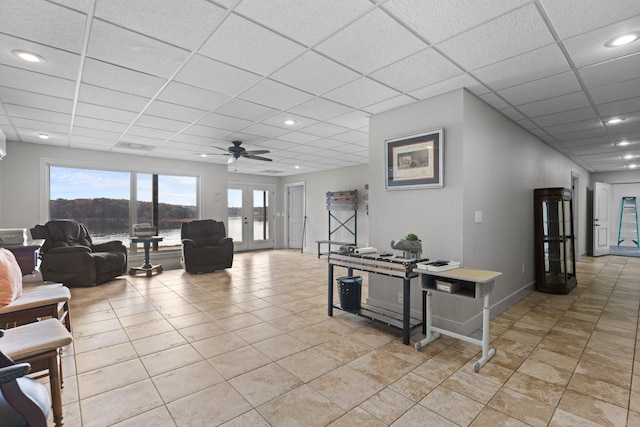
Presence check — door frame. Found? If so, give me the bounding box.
[593,181,611,256]
[228,182,275,252]
[285,182,306,250]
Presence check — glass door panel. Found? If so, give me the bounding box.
[228,184,274,251]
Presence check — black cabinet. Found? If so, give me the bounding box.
[534,188,576,294]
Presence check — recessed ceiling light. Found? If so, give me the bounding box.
[623,154,634,160]
[12,50,46,63]
[629,164,638,169]
[606,117,625,125]
[294,165,301,169]
[38,133,49,139]
[284,119,297,126]
[605,32,640,47]
[617,141,630,146]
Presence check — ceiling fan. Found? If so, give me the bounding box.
[214,141,272,164]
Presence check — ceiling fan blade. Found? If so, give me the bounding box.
[243,154,272,162]
[244,149,270,155]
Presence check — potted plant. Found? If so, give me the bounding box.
[390,233,423,259]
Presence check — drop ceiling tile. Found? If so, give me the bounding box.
[305,138,344,150]
[17,132,68,145]
[214,99,278,122]
[75,102,138,124]
[326,110,370,130]
[533,107,598,128]
[409,74,488,100]
[597,98,640,117]
[363,95,417,115]
[241,123,289,139]
[0,88,73,113]
[145,101,207,123]
[254,139,299,150]
[270,51,360,96]
[500,107,526,122]
[73,117,129,133]
[316,8,426,74]
[77,84,151,111]
[81,58,167,98]
[579,53,640,89]
[72,126,122,142]
[234,0,373,47]
[69,135,117,150]
[199,13,305,76]
[543,118,603,135]
[87,20,190,79]
[540,0,640,39]
[472,44,570,91]
[334,141,368,154]
[135,114,189,132]
[552,127,607,142]
[589,77,640,105]
[563,15,640,68]
[175,54,261,97]
[517,91,590,117]
[14,119,69,133]
[260,113,318,130]
[180,124,231,140]
[286,143,323,154]
[498,71,582,106]
[196,113,253,132]
[437,4,554,70]
[5,104,71,125]
[94,0,226,50]
[157,82,230,112]
[0,34,82,80]
[288,98,354,121]
[383,0,529,44]
[324,77,401,109]
[0,65,76,99]
[170,132,223,146]
[330,130,368,143]
[299,122,350,138]
[569,144,618,156]
[119,134,165,146]
[239,79,315,111]
[371,48,463,93]
[127,125,177,140]
[0,0,87,52]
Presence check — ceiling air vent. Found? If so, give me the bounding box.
[260,170,284,174]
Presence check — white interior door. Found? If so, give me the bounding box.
[286,183,305,249]
[593,181,611,256]
[228,184,275,251]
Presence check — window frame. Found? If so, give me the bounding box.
[41,157,202,253]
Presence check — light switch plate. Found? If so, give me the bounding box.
[475,211,483,223]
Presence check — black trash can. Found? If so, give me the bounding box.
[337,276,362,311]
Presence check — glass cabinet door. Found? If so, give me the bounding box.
[534,188,576,294]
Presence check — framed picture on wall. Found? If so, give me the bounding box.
[385,128,443,190]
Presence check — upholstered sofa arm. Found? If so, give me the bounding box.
[181,238,197,248]
[92,241,126,253]
[46,246,91,255]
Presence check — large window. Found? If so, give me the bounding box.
[49,166,198,249]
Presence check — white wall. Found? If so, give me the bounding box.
[280,164,369,254]
[591,170,640,246]
[368,89,591,334]
[0,140,229,232]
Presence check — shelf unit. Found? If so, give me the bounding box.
[317,190,358,257]
[534,188,576,294]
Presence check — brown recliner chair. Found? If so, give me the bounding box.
[33,220,128,287]
[181,220,233,274]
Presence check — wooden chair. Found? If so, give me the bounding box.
[0,319,73,427]
[0,284,71,332]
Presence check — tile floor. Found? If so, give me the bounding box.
[50,250,639,426]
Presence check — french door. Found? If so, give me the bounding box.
[228,183,275,251]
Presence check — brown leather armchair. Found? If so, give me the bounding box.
[33,220,127,287]
[181,220,233,274]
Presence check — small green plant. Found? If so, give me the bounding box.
[404,233,419,241]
